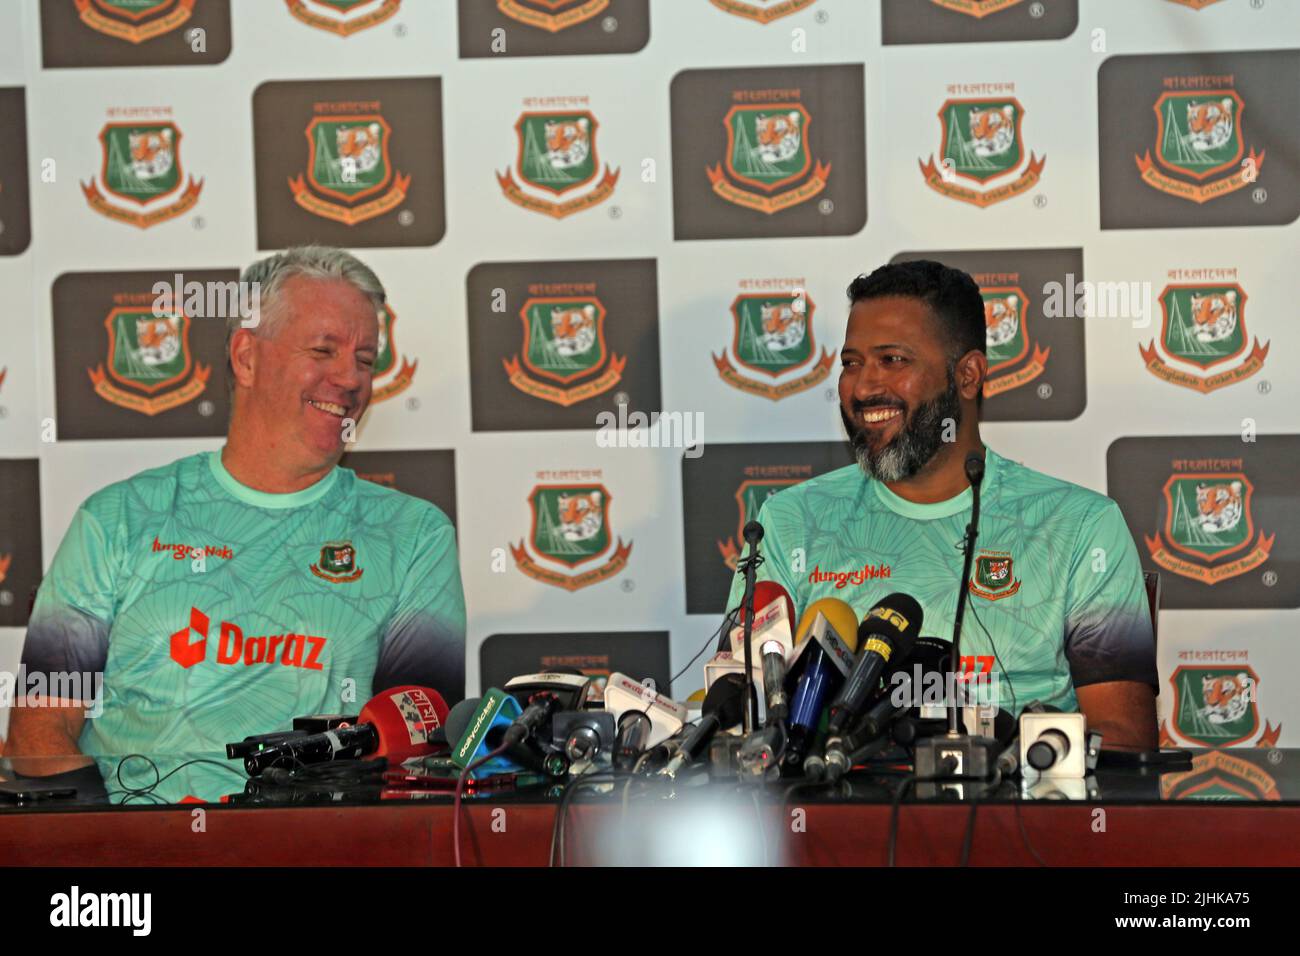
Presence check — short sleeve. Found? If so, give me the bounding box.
[1063,500,1158,690]
[373,509,467,703]
[21,508,116,698]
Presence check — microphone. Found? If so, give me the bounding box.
[503,671,592,747]
[614,710,652,771]
[659,673,748,779]
[603,672,688,747]
[825,593,923,738]
[783,598,860,769]
[239,686,449,776]
[729,580,797,724]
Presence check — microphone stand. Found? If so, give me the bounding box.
[948,455,982,735]
[735,521,765,734]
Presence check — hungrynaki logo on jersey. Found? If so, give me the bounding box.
[709,0,818,24]
[717,476,800,570]
[978,279,1048,397]
[87,300,211,416]
[708,89,830,215]
[284,0,401,36]
[1135,82,1262,205]
[1144,467,1273,586]
[713,279,833,401]
[498,99,619,218]
[369,304,417,403]
[1140,272,1269,394]
[503,285,625,406]
[74,0,197,43]
[1160,752,1279,802]
[1160,660,1281,749]
[290,105,410,226]
[497,0,611,31]
[81,109,203,228]
[511,472,632,590]
[920,91,1045,207]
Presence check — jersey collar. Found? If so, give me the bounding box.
[871,447,1002,520]
[207,451,339,509]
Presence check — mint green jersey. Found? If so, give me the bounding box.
[23,451,466,757]
[725,448,1156,715]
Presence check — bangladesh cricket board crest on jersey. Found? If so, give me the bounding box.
[311,540,364,583]
[713,285,832,401]
[511,480,632,590]
[1162,664,1281,749]
[289,109,410,226]
[928,0,1027,16]
[82,116,203,228]
[707,94,830,215]
[87,306,211,416]
[369,304,417,403]
[920,96,1045,207]
[980,284,1049,398]
[969,548,1021,600]
[498,107,619,218]
[284,0,401,36]
[503,294,625,406]
[74,0,197,43]
[709,0,817,24]
[1140,281,1268,393]
[1135,86,1262,204]
[497,0,610,32]
[1144,470,1274,585]
[717,478,797,569]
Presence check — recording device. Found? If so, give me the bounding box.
[603,672,688,747]
[552,710,617,772]
[614,710,653,770]
[1019,711,1099,779]
[503,671,592,747]
[450,688,535,777]
[658,673,748,779]
[783,598,860,769]
[237,686,449,776]
[825,593,924,738]
[293,714,361,734]
[729,581,797,721]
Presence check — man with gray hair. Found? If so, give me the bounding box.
[8,246,466,771]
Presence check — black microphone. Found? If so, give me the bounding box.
[614,710,652,771]
[825,594,923,737]
[659,674,747,779]
[743,520,764,546]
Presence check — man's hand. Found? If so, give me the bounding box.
[1075,681,1158,751]
[5,700,92,776]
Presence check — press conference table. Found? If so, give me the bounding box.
[1,749,1297,866]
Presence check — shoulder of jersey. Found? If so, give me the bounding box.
[80,451,205,519]
[764,463,865,513]
[341,467,454,529]
[993,452,1116,517]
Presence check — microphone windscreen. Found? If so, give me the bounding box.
[965,453,985,485]
[743,520,764,544]
[752,580,797,630]
[794,597,860,653]
[360,686,450,762]
[703,672,748,729]
[440,697,483,748]
[859,592,924,661]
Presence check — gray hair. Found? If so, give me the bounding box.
[226,245,386,393]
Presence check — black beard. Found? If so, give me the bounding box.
[840,371,962,483]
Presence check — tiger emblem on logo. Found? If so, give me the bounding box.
[985,558,1010,583]
[1190,290,1237,343]
[1202,672,1254,725]
[551,305,597,357]
[1187,98,1234,152]
[1195,480,1243,535]
[129,129,174,180]
[136,316,181,366]
[335,123,382,176]
[969,105,1015,159]
[754,111,802,165]
[760,302,805,352]
[558,491,603,543]
[984,295,1019,348]
[545,119,590,170]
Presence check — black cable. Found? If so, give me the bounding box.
[887,776,918,867]
[956,768,1001,866]
[112,753,248,803]
[453,742,509,868]
[672,606,740,687]
[551,768,636,867]
[1014,798,1049,866]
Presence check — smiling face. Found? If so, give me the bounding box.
[838,295,981,483]
[229,274,379,476]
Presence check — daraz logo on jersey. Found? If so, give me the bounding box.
[169,607,327,671]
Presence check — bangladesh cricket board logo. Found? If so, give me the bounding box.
[0,553,10,586]
[969,548,1021,600]
[87,307,211,416]
[1160,751,1280,802]
[370,305,417,404]
[289,113,411,226]
[81,120,204,228]
[1135,88,1263,204]
[1163,0,1228,8]
[1140,284,1269,394]
[709,0,818,24]
[707,100,831,215]
[713,291,832,401]
[920,98,1045,207]
[511,484,633,591]
[310,540,364,583]
[928,0,1027,16]
[284,0,401,36]
[980,285,1049,398]
[717,479,797,569]
[498,111,619,218]
[497,0,610,32]
[1162,665,1281,748]
[502,295,625,406]
[1144,472,1274,585]
[74,0,197,44]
